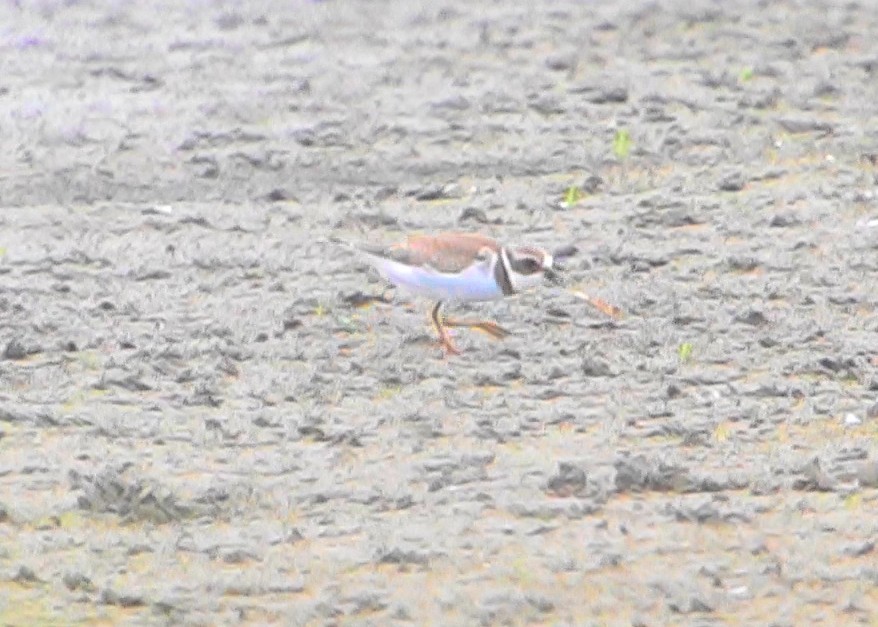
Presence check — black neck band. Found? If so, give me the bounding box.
[494,249,515,296]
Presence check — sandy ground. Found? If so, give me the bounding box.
[1,0,878,624]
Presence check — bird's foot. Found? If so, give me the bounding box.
[437,329,462,356]
[445,318,511,340]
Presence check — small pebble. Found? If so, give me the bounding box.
[844,413,862,426]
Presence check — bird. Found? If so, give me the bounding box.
[333,232,561,354]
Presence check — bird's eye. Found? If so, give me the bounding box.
[522,258,539,272]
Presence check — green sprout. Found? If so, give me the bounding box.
[562,185,584,207]
[844,493,862,510]
[612,129,631,160]
[377,385,401,400]
[739,66,754,82]
[678,342,693,363]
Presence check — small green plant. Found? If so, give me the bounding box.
[612,129,631,159]
[844,493,862,510]
[739,66,754,82]
[678,342,693,363]
[376,385,401,400]
[333,314,357,333]
[562,185,584,207]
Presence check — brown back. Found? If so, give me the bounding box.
[389,233,501,273]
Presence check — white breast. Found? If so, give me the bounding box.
[372,256,504,302]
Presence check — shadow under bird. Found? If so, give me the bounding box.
[332,232,562,355]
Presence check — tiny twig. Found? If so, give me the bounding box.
[569,289,624,319]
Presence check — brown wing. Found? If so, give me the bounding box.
[388,232,501,273]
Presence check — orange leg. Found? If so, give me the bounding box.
[444,317,510,340]
[431,302,461,355]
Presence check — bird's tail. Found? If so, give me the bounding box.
[325,235,389,263]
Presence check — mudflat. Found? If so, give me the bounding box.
[1,0,877,624]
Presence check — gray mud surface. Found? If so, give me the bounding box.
[2,0,878,624]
